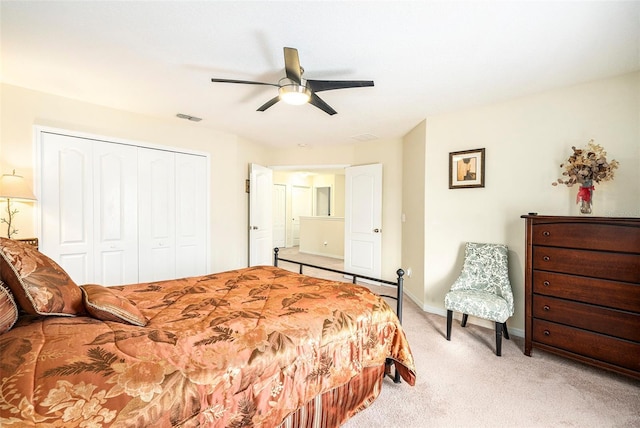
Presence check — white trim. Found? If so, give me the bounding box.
[298,249,344,260]
[404,291,524,338]
[269,164,350,171]
[34,125,209,157]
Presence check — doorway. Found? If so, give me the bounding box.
[250,163,382,279]
[271,168,344,251]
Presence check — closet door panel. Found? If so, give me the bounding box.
[40,132,94,284]
[138,148,176,282]
[39,128,210,286]
[175,153,208,278]
[94,143,139,285]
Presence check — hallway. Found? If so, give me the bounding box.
[274,246,345,282]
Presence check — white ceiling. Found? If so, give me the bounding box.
[2,1,638,149]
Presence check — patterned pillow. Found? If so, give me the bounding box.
[81,284,148,326]
[0,237,84,316]
[0,281,19,334]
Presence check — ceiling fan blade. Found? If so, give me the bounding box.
[283,47,302,84]
[211,78,278,87]
[309,93,337,115]
[306,79,374,92]
[257,96,281,112]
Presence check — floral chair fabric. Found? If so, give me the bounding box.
[444,242,514,355]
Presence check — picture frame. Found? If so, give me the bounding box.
[449,148,485,189]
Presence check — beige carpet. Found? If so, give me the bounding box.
[276,247,640,428]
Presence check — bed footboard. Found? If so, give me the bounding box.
[273,247,405,383]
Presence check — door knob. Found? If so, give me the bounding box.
[373,228,380,233]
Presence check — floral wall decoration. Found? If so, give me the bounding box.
[552,139,620,214]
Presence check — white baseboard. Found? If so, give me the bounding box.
[402,293,524,338]
[298,249,344,260]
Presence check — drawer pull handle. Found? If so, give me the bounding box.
[543,281,550,287]
[543,256,550,261]
[544,330,550,336]
[543,231,550,237]
[543,305,550,311]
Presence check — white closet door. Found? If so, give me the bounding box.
[40,132,94,284]
[175,153,208,278]
[93,143,139,285]
[138,148,176,282]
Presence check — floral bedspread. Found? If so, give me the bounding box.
[1,266,415,427]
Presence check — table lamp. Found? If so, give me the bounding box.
[0,170,37,238]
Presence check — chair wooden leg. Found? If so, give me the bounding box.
[461,313,468,327]
[503,322,510,340]
[446,310,452,340]
[495,322,503,356]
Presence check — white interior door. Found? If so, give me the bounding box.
[38,127,210,285]
[138,148,176,282]
[175,153,208,278]
[93,142,138,285]
[291,185,311,246]
[344,164,382,279]
[272,184,286,248]
[249,163,273,266]
[40,132,94,284]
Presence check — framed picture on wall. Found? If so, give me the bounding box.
[449,148,485,189]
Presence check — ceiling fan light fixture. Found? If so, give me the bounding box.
[279,84,311,105]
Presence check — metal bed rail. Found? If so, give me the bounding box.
[273,247,405,383]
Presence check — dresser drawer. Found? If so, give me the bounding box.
[533,319,640,372]
[533,246,640,283]
[532,222,640,253]
[533,271,640,312]
[533,295,640,342]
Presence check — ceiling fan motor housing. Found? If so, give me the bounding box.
[278,78,311,105]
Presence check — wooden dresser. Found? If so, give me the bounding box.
[522,215,640,379]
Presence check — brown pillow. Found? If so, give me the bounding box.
[81,284,148,326]
[0,237,84,316]
[0,281,18,334]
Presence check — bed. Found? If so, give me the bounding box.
[0,238,415,427]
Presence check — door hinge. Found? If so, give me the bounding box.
[245,179,250,193]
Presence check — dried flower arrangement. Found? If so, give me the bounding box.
[552,140,619,188]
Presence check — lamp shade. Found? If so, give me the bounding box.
[0,171,36,201]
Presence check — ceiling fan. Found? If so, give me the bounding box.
[211,47,374,115]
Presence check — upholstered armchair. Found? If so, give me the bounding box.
[444,242,514,356]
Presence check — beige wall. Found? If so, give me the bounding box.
[421,72,640,334]
[401,120,427,304]
[0,83,269,273]
[299,216,344,258]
